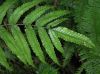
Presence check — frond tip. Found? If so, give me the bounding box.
[53,27,95,48]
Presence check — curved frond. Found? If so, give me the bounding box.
[23,5,53,25]
[9,0,44,24]
[0,27,27,64]
[38,27,59,65]
[7,0,45,67]
[0,0,95,70]
[74,0,100,73]
[36,10,69,26]
[47,18,68,28]
[0,0,16,24]
[25,25,46,63]
[48,29,64,54]
[11,26,34,66]
[53,27,95,48]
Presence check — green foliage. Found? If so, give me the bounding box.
[53,27,95,48]
[0,0,96,73]
[11,26,34,66]
[36,10,69,27]
[0,47,11,70]
[9,0,44,24]
[74,0,100,74]
[37,64,58,74]
[49,29,64,54]
[63,43,75,67]
[0,0,17,24]
[25,25,46,64]
[38,27,59,65]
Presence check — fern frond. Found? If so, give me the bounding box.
[36,10,69,26]
[10,26,34,66]
[53,27,95,48]
[83,59,100,74]
[38,27,59,65]
[37,64,58,74]
[47,18,68,28]
[0,27,27,64]
[8,0,45,67]
[0,0,16,24]
[23,5,53,25]
[25,25,46,63]
[48,29,64,54]
[76,58,100,74]
[23,6,55,64]
[0,47,11,70]
[9,0,44,24]
[74,0,100,73]
[0,0,96,70]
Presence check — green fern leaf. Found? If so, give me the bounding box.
[7,0,44,67]
[74,0,100,73]
[0,27,27,64]
[75,0,100,55]
[37,64,58,74]
[0,47,12,70]
[36,10,69,27]
[38,27,59,65]
[53,27,95,48]
[0,0,16,24]
[47,18,68,28]
[23,6,55,64]
[9,0,44,24]
[25,25,46,63]
[11,26,34,66]
[23,5,53,25]
[48,29,64,54]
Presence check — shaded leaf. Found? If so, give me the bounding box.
[0,47,12,70]
[38,27,59,65]
[48,29,64,54]
[25,25,46,63]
